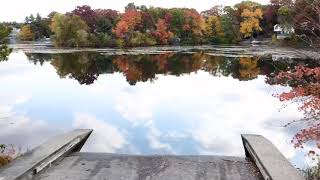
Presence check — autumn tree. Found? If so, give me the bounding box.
[113,10,142,39]
[95,9,119,35]
[204,16,224,43]
[266,65,320,156]
[19,25,34,41]
[152,19,173,44]
[181,9,205,44]
[21,2,320,47]
[240,6,263,39]
[71,5,97,32]
[293,0,320,47]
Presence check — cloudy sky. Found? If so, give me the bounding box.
[0,0,269,22]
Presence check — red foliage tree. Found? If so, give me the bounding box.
[71,5,97,32]
[293,0,320,47]
[267,65,320,154]
[113,21,129,38]
[95,9,119,20]
[152,19,173,44]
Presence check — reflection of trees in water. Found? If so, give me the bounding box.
[266,65,320,159]
[238,57,260,81]
[25,53,52,66]
[26,52,315,86]
[51,53,100,85]
[0,45,12,62]
[25,51,320,157]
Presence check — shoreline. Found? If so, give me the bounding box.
[8,43,320,61]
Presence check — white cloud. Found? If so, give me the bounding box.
[72,113,127,152]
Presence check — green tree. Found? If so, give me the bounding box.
[220,6,242,43]
[21,14,52,40]
[0,24,12,61]
[0,24,11,43]
[277,5,293,29]
[50,13,90,47]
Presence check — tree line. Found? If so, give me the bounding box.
[9,0,320,48]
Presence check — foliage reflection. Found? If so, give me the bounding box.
[25,52,316,86]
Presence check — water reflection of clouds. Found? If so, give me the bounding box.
[72,113,127,153]
[113,71,302,160]
[0,52,54,82]
[0,51,311,166]
[0,96,61,151]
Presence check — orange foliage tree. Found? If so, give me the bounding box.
[152,19,173,44]
[113,10,142,39]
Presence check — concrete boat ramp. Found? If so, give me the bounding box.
[0,129,304,180]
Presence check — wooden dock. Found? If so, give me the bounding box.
[0,129,304,180]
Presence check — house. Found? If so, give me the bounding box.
[274,24,294,39]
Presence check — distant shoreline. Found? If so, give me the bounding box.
[8,43,320,61]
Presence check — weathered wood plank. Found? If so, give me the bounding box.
[0,129,93,180]
[242,134,304,180]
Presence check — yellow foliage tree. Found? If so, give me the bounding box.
[19,25,34,41]
[240,8,263,39]
[204,16,224,40]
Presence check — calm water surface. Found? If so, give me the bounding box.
[0,50,317,167]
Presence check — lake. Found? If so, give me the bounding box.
[0,48,318,168]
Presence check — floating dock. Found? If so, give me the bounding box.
[0,129,304,180]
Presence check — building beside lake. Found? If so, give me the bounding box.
[274,24,294,39]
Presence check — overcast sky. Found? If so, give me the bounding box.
[0,0,269,22]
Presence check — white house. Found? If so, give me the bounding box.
[274,24,294,39]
